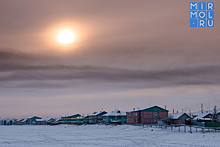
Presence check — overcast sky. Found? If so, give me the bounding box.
[0,0,220,118]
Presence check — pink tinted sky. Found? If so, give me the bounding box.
[0,0,219,118]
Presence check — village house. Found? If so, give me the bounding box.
[126,105,168,125]
[14,118,24,125]
[35,118,56,125]
[89,111,107,124]
[168,113,191,124]
[102,109,126,125]
[61,114,81,124]
[191,111,220,128]
[73,115,90,125]
[0,118,12,125]
[192,112,213,124]
[26,116,42,125]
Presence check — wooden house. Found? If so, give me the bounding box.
[193,112,212,122]
[168,113,191,124]
[192,112,213,126]
[126,105,168,124]
[102,109,126,125]
[26,116,42,125]
[89,111,107,124]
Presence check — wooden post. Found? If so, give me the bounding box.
[184,125,186,133]
[196,127,197,132]
[171,126,173,130]
[179,126,180,132]
[190,126,192,133]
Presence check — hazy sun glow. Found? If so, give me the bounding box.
[58,29,75,44]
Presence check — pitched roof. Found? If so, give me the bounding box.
[126,105,167,113]
[168,113,191,119]
[193,112,212,120]
[103,109,126,116]
[21,119,27,122]
[90,111,106,116]
[61,114,80,118]
[76,115,88,119]
[27,116,41,119]
[192,110,220,117]
[0,118,11,122]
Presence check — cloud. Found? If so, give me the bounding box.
[1,49,220,89]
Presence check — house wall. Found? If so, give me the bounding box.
[126,106,168,125]
[103,116,126,124]
[141,112,168,124]
[179,114,190,120]
[61,114,81,124]
[172,119,185,124]
[171,114,191,124]
[89,112,107,124]
[126,112,138,124]
[217,113,220,119]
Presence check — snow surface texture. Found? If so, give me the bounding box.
[0,125,219,147]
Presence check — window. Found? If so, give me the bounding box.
[154,112,158,116]
[154,119,157,122]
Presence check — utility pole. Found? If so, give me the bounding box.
[201,103,203,114]
[212,106,218,122]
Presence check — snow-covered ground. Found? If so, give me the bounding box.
[0,125,219,147]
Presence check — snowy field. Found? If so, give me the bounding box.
[0,125,219,147]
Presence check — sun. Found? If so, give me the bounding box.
[57,29,76,45]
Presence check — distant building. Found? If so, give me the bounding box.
[192,112,212,122]
[73,115,89,125]
[14,118,24,125]
[168,113,191,124]
[126,105,168,124]
[35,118,56,125]
[103,109,126,125]
[89,111,107,124]
[61,114,81,124]
[0,118,12,125]
[27,116,42,125]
